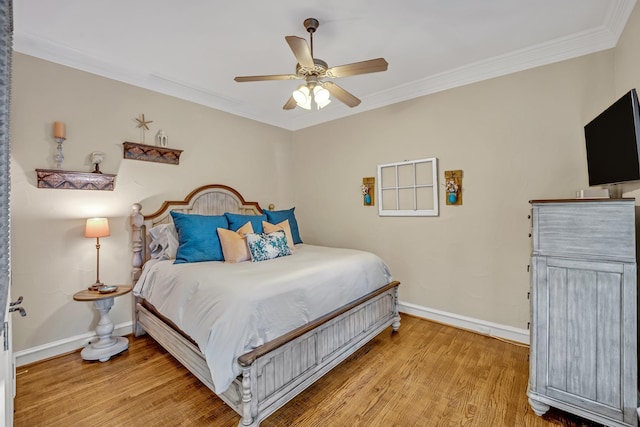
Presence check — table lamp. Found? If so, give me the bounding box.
[85,217,110,291]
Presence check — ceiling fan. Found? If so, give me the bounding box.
[234,18,388,110]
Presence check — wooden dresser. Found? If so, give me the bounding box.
[528,199,638,427]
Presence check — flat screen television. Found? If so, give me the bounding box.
[584,88,640,186]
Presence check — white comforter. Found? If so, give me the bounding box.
[133,244,393,393]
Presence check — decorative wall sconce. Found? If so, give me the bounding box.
[53,121,66,169]
[361,177,375,206]
[444,170,463,205]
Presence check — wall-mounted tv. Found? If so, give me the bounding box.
[584,88,640,186]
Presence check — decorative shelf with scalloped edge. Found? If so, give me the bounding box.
[122,141,183,165]
[36,169,116,191]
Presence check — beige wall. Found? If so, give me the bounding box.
[10,54,293,352]
[10,3,640,356]
[292,51,615,329]
[614,4,640,97]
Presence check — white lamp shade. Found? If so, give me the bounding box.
[85,218,110,238]
[298,99,312,110]
[316,97,331,109]
[293,85,310,104]
[314,86,330,103]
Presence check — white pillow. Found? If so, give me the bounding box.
[148,223,179,260]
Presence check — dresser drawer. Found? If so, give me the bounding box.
[531,200,636,260]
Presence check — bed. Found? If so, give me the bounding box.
[130,184,400,427]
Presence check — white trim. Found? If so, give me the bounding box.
[12,305,529,367]
[14,321,133,367]
[399,301,530,345]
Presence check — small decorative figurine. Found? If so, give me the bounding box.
[135,114,153,144]
[90,151,105,173]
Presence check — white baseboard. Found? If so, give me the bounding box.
[15,303,529,367]
[399,301,530,344]
[14,321,133,367]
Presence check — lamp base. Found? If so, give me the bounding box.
[88,282,104,291]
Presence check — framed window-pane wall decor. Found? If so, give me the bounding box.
[377,157,439,216]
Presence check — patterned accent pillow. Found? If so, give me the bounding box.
[262,219,295,252]
[245,231,291,262]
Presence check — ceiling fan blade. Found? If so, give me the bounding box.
[234,74,299,82]
[283,96,297,110]
[323,81,361,107]
[326,58,388,78]
[285,36,315,68]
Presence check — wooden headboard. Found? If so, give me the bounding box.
[130,184,262,282]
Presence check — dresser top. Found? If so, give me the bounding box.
[529,198,635,204]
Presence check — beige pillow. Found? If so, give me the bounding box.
[263,219,294,251]
[217,222,254,263]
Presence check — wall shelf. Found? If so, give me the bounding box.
[122,141,183,165]
[36,169,116,191]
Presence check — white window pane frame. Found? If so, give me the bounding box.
[377,157,439,216]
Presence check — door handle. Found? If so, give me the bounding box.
[9,295,26,316]
[9,306,26,317]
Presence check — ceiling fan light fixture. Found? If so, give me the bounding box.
[293,83,331,110]
[293,84,310,106]
[316,98,331,109]
[314,85,330,103]
[299,99,312,110]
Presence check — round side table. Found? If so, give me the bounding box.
[73,285,131,362]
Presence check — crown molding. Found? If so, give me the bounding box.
[14,0,635,131]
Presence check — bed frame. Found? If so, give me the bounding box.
[130,184,401,427]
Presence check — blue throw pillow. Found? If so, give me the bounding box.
[264,208,302,244]
[170,211,229,263]
[224,212,267,234]
[246,231,291,262]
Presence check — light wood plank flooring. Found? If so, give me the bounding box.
[14,315,603,426]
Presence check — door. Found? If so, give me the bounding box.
[0,0,13,424]
[0,285,12,427]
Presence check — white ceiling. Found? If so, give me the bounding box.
[13,0,637,131]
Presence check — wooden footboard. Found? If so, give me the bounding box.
[237,281,400,427]
[136,281,400,427]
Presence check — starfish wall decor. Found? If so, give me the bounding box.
[135,114,153,144]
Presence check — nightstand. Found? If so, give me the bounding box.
[73,285,132,362]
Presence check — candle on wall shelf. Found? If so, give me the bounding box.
[53,121,66,169]
[53,121,65,139]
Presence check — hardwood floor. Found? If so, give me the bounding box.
[14,315,604,426]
